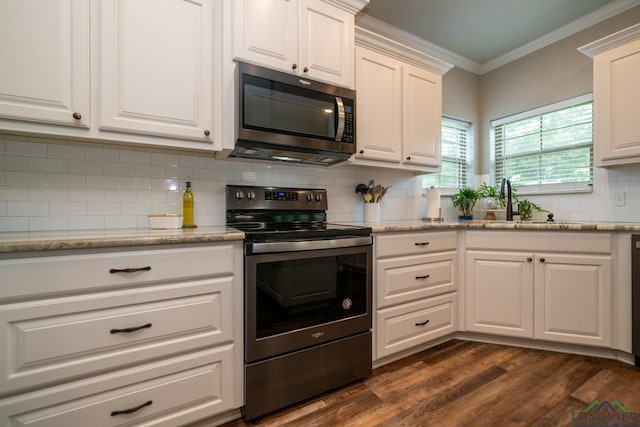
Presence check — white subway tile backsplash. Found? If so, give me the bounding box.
[151,152,180,166]
[105,215,137,229]
[69,216,105,230]
[0,156,27,172]
[151,178,180,191]
[87,202,121,216]
[47,173,86,188]
[121,202,153,215]
[105,189,137,202]
[29,216,69,231]
[0,187,28,201]
[4,134,640,232]
[86,146,120,163]
[69,188,105,202]
[5,139,47,157]
[8,201,48,216]
[104,162,136,177]
[0,216,28,232]
[29,188,69,202]
[68,160,104,176]
[28,157,67,174]
[179,155,207,168]
[135,164,165,178]
[5,171,47,187]
[137,190,169,203]
[48,143,86,160]
[120,150,151,165]
[49,202,86,216]
[85,175,120,189]
[119,176,152,190]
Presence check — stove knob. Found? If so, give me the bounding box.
[235,190,245,200]
[247,191,256,200]
[315,193,323,202]
[306,193,314,202]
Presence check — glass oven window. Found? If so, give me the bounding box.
[255,252,367,339]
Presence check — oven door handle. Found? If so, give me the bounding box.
[249,236,372,254]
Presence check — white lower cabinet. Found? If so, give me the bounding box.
[465,231,613,347]
[374,231,457,361]
[465,250,534,338]
[0,242,243,426]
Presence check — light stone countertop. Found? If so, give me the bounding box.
[2,220,640,254]
[0,226,244,254]
[355,220,640,233]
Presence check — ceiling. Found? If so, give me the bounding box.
[356,0,638,73]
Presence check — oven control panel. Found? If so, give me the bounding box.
[226,185,328,210]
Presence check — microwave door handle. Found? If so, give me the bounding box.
[335,97,345,142]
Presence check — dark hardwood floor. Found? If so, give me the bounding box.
[222,340,640,426]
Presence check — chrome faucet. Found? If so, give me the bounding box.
[499,179,520,221]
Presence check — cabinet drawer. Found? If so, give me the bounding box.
[0,244,236,300]
[376,293,456,359]
[375,231,456,258]
[377,252,456,308]
[1,346,234,426]
[0,277,233,396]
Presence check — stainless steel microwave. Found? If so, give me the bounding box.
[229,62,356,166]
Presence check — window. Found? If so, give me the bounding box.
[422,117,472,189]
[491,94,593,194]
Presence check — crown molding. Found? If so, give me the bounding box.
[356,15,479,74]
[578,21,640,57]
[356,0,640,75]
[323,0,369,14]
[355,26,453,75]
[482,0,640,73]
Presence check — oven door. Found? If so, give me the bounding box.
[245,240,372,363]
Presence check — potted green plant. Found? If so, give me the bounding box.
[451,187,479,220]
[512,193,546,221]
[477,183,505,210]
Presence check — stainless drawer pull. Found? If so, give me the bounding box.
[110,323,152,334]
[414,242,429,246]
[415,275,430,280]
[111,400,153,416]
[109,266,151,274]
[415,320,430,327]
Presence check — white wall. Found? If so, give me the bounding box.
[0,134,424,232]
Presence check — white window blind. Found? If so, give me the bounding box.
[492,94,593,193]
[422,117,471,189]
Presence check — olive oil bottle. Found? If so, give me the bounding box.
[182,179,195,228]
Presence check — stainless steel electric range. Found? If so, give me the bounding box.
[226,185,373,421]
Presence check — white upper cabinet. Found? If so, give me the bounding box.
[0,0,223,152]
[354,46,402,162]
[580,23,640,166]
[351,30,451,173]
[233,0,361,88]
[98,0,219,145]
[402,63,441,167]
[0,0,90,127]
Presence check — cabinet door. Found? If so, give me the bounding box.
[298,0,354,87]
[594,39,640,164]
[354,46,402,163]
[465,251,534,338]
[232,0,298,73]
[534,253,612,347]
[0,0,89,127]
[99,0,217,144]
[402,64,442,167]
